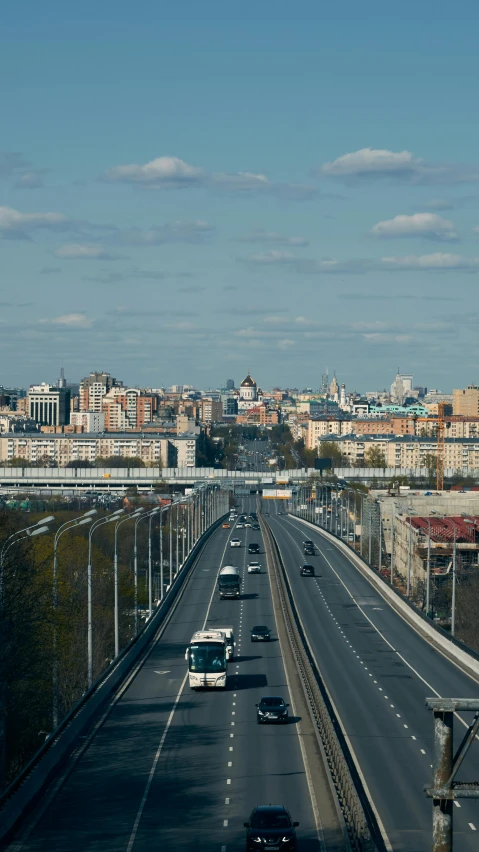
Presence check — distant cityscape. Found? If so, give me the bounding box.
[0,367,479,471]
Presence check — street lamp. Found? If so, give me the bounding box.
[87,508,124,688]
[52,509,98,727]
[0,516,54,603]
[134,507,161,631]
[113,509,143,657]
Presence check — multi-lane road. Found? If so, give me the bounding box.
[7,502,322,852]
[266,501,479,851]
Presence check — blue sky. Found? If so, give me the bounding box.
[1,0,479,392]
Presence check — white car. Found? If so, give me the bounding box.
[244,522,252,528]
[247,561,261,573]
[230,538,241,548]
[235,523,244,529]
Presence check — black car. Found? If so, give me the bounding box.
[248,542,260,554]
[252,523,260,530]
[244,805,298,851]
[304,544,315,556]
[300,564,315,577]
[256,696,289,724]
[303,540,314,548]
[251,625,271,641]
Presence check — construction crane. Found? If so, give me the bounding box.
[436,402,446,491]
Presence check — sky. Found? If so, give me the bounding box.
[1,0,479,393]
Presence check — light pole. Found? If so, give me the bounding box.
[0,515,54,605]
[147,508,161,619]
[406,507,416,598]
[87,509,124,688]
[114,510,143,657]
[52,509,97,727]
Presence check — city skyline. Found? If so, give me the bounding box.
[2,1,479,388]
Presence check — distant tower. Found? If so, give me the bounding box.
[57,366,67,389]
[340,383,346,408]
[226,378,235,390]
[320,370,329,395]
[329,373,339,401]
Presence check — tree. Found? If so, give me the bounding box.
[423,453,438,485]
[4,457,29,467]
[66,460,93,469]
[94,456,145,468]
[363,446,387,469]
[318,441,348,469]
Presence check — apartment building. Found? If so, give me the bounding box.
[453,386,479,417]
[0,433,198,468]
[102,388,155,430]
[70,411,105,432]
[28,384,71,426]
[317,434,479,470]
[305,417,351,449]
[200,398,223,424]
[79,371,122,412]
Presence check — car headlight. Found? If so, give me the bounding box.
[258,710,265,715]
[252,838,262,843]
[282,837,292,842]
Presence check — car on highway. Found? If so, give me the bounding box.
[230,538,241,548]
[236,522,245,529]
[222,522,230,529]
[303,539,314,549]
[247,561,261,574]
[251,625,271,641]
[248,542,260,554]
[252,523,260,530]
[256,696,289,724]
[300,564,315,577]
[244,805,298,851]
[303,543,315,556]
[244,521,252,528]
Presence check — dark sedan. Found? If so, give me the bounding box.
[244,805,298,851]
[251,625,271,641]
[256,696,289,724]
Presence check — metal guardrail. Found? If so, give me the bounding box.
[0,514,226,842]
[260,517,382,852]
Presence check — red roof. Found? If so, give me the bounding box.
[410,516,479,543]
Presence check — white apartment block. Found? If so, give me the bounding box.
[0,433,198,468]
[317,435,479,470]
[306,418,348,450]
[70,411,105,432]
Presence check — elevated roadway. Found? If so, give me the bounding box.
[5,501,327,852]
[265,502,479,851]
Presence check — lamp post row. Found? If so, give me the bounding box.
[1,484,227,730]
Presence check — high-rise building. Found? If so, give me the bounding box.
[79,371,122,412]
[453,385,479,417]
[225,378,235,390]
[28,384,71,426]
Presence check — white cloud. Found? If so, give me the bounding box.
[0,206,67,238]
[371,212,458,242]
[381,252,479,271]
[42,313,92,328]
[117,220,214,246]
[104,156,204,186]
[103,155,318,199]
[277,339,295,349]
[54,244,124,260]
[322,148,423,178]
[240,250,371,274]
[238,228,308,246]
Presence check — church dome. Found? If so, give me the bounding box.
[241,374,256,388]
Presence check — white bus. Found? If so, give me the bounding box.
[186,630,227,689]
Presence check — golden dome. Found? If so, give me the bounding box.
[241,374,256,388]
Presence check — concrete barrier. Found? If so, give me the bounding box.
[288,514,479,684]
[0,515,226,841]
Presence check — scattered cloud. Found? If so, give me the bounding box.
[237,228,308,246]
[177,284,204,293]
[320,147,479,185]
[0,153,49,189]
[41,313,93,328]
[277,339,295,349]
[115,220,214,246]
[39,266,62,275]
[104,156,204,187]
[103,154,318,199]
[239,250,371,274]
[0,206,68,239]
[370,212,458,242]
[381,252,479,271]
[83,268,192,284]
[55,244,125,260]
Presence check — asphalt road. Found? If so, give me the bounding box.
[265,501,479,852]
[8,500,321,852]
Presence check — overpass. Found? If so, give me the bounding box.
[0,465,457,493]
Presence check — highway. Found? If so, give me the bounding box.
[265,501,479,851]
[6,501,323,852]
